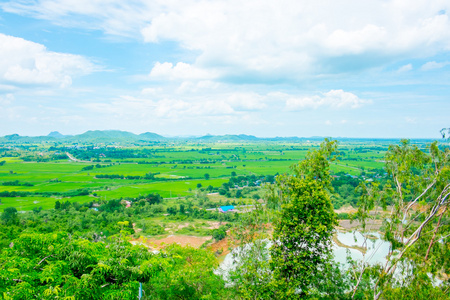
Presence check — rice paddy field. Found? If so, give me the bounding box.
[0,139,427,211]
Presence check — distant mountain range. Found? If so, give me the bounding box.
[0,130,438,144]
[0,130,166,144]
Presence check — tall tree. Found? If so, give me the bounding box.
[354,139,450,299]
[270,139,338,297]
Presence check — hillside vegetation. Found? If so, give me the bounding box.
[0,136,448,299]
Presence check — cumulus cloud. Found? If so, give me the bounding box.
[4,0,450,81]
[285,90,371,111]
[421,60,450,70]
[82,89,268,122]
[0,34,95,87]
[140,0,450,78]
[149,62,217,81]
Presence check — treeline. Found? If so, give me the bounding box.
[0,188,90,198]
[2,180,34,186]
[81,163,113,171]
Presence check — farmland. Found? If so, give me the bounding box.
[0,138,431,212]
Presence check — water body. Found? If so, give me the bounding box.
[333,231,391,266]
[220,231,392,274]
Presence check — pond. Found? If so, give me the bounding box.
[219,231,392,274]
[333,231,391,266]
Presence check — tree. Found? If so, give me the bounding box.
[270,139,338,298]
[225,201,273,299]
[204,173,210,180]
[212,225,229,242]
[226,139,339,299]
[167,206,177,215]
[179,204,186,214]
[354,139,450,299]
[145,193,162,205]
[1,207,18,225]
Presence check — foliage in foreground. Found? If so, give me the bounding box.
[0,233,224,300]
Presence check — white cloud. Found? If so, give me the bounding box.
[397,64,413,72]
[140,87,163,95]
[285,90,371,111]
[421,60,450,70]
[149,62,217,81]
[4,1,450,81]
[0,34,95,87]
[1,0,157,37]
[140,0,450,78]
[81,89,268,122]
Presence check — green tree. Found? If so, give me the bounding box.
[227,139,339,299]
[354,139,450,299]
[54,200,61,210]
[1,207,18,225]
[270,139,338,298]
[212,226,227,241]
[204,173,210,180]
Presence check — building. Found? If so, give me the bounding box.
[219,205,234,213]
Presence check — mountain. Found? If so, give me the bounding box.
[0,134,56,143]
[47,131,65,139]
[79,130,133,138]
[139,132,165,141]
[4,134,21,141]
[1,131,432,145]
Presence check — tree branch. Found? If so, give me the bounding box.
[34,255,53,269]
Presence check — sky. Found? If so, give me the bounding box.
[0,0,449,139]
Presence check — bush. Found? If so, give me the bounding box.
[212,226,227,241]
[337,213,350,220]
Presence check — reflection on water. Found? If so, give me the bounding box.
[333,231,391,266]
[220,231,392,273]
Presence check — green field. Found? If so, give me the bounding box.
[0,139,409,211]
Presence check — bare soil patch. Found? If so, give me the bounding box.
[334,205,357,214]
[206,221,227,229]
[210,237,232,261]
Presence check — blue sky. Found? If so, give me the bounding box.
[0,0,449,138]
